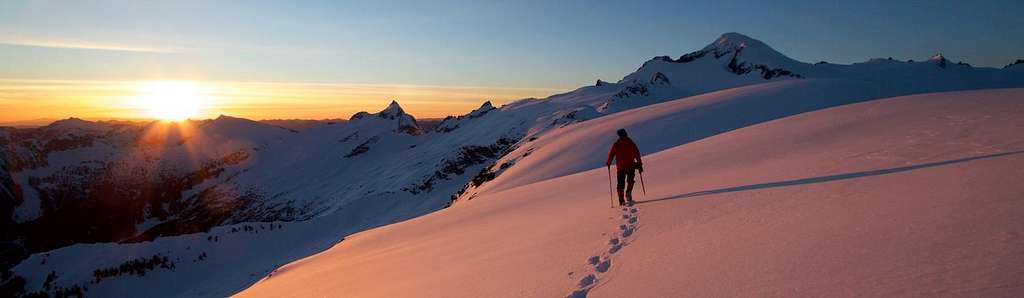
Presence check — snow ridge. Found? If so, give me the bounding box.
[6,32,1024,298]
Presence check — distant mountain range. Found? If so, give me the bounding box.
[2,118,345,130]
[2,32,1023,297]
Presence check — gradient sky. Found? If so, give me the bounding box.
[1,0,1022,122]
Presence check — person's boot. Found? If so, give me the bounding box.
[616,189,626,206]
[626,190,634,206]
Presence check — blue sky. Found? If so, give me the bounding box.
[1,0,1023,122]
[1,0,1022,89]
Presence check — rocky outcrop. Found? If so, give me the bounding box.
[467,101,495,119]
[434,101,496,133]
[754,65,801,79]
[344,136,380,158]
[549,106,600,128]
[1005,59,1024,69]
[403,137,519,195]
[677,50,708,63]
[724,46,802,79]
[651,72,671,85]
[614,81,650,98]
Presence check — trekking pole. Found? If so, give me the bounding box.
[606,166,614,208]
[639,171,647,197]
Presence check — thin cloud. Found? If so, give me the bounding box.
[0,35,179,53]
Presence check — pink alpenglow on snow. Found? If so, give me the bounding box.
[9,32,1024,298]
[237,89,1024,297]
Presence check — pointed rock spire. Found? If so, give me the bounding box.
[379,100,406,119]
[468,101,495,118]
[478,101,494,110]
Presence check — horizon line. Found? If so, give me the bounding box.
[0,114,459,127]
[0,78,573,93]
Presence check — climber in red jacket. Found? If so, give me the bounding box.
[606,129,643,206]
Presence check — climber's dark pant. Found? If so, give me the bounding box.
[616,167,636,192]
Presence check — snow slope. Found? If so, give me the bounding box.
[467,78,892,196]
[8,32,1024,297]
[460,33,1024,197]
[238,88,1024,297]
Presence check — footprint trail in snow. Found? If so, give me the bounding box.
[567,206,640,297]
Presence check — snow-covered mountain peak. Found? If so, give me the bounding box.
[379,100,407,119]
[626,32,797,77]
[8,31,1024,298]
[926,53,952,68]
[350,100,407,121]
[703,32,802,67]
[433,100,498,133]
[479,100,494,110]
[615,32,805,100]
[469,101,495,117]
[704,32,770,52]
[347,100,422,135]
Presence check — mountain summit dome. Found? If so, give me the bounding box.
[704,32,772,52]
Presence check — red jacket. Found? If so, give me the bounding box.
[606,136,641,171]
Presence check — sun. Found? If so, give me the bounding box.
[136,81,208,121]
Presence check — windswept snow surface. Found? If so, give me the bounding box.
[9,32,1024,297]
[469,78,892,195]
[239,89,1024,297]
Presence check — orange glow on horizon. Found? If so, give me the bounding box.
[0,79,564,124]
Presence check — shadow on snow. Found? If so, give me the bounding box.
[637,150,1024,205]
